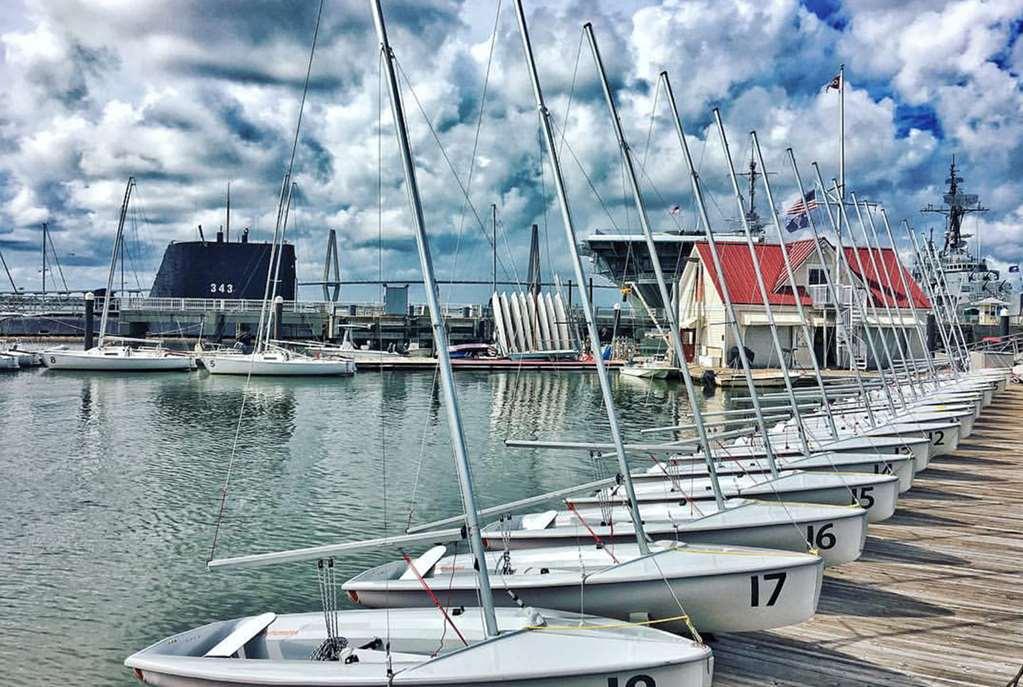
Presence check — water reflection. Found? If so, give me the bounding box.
[0,369,735,687]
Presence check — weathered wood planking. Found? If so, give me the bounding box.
[711,383,1023,687]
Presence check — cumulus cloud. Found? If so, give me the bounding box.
[0,0,1019,303]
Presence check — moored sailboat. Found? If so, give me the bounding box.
[125,3,715,684]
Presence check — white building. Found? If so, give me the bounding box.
[676,237,931,370]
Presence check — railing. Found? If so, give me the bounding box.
[3,294,653,325]
[807,284,869,309]
[0,293,90,314]
[119,297,334,315]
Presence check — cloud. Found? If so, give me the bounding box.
[0,0,1019,304]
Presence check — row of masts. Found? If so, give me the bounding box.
[197,6,996,680]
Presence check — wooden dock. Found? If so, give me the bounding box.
[711,383,1023,686]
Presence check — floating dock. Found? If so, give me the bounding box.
[712,383,1023,686]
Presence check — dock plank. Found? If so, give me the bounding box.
[710,383,1023,686]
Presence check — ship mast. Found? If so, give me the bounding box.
[922,157,987,258]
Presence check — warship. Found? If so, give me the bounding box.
[915,159,1013,322]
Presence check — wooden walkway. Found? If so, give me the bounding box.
[712,383,1023,687]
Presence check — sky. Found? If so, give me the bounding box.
[0,0,1021,304]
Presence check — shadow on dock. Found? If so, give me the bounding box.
[712,382,1023,687]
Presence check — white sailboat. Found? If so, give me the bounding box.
[126,4,715,685]
[620,357,672,379]
[347,26,825,637]
[203,347,355,376]
[345,540,822,634]
[202,186,352,377]
[42,178,193,372]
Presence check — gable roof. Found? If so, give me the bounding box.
[841,246,930,309]
[693,239,930,309]
[694,240,815,307]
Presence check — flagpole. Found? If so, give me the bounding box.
[839,64,845,211]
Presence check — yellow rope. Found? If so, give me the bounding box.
[526,613,690,632]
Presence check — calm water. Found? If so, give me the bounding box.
[0,366,724,686]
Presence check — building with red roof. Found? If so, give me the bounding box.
[677,237,930,369]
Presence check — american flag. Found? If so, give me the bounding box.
[784,189,818,232]
[669,204,681,216]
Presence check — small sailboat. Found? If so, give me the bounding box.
[41,178,193,372]
[620,357,673,379]
[126,4,715,685]
[202,345,355,376]
[347,24,825,636]
[201,186,353,377]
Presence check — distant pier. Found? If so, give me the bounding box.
[0,293,650,348]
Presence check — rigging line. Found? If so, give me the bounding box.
[392,57,516,283]
[0,241,16,290]
[556,27,585,161]
[283,0,325,190]
[548,117,622,232]
[640,74,662,168]
[634,151,685,233]
[449,0,502,280]
[207,0,323,564]
[44,224,69,292]
[399,552,469,647]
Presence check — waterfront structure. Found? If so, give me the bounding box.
[676,237,930,369]
[915,159,1014,323]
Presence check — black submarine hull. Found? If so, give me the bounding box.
[149,240,296,300]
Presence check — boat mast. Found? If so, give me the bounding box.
[514,2,650,550]
[812,164,895,413]
[226,182,231,244]
[751,132,839,438]
[41,222,47,295]
[661,73,780,475]
[0,244,15,292]
[850,196,913,404]
[923,237,971,370]
[908,227,959,376]
[370,0,499,636]
[253,174,290,353]
[714,112,813,458]
[859,201,923,398]
[98,177,135,348]
[837,190,905,409]
[585,25,723,507]
[786,149,875,425]
[885,214,938,382]
[263,181,296,350]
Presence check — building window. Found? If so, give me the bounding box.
[808,268,827,285]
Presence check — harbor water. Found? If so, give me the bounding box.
[0,368,725,686]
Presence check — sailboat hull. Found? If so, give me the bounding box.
[570,472,900,523]
[125,608,713,686]
[41,349,192,371]
[642,451,915,493]
[485,500,868,566]
[620,365,670,379]
[345,544,823,634]
[202,355,355,376]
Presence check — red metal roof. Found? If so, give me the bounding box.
[694,239,930,309]
[842,246,930,309]
[694,240,816,306]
